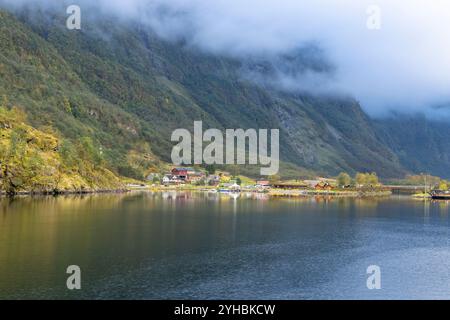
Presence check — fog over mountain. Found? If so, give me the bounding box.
[2,0,450,118]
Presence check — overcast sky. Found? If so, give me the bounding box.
[3,0,450,117]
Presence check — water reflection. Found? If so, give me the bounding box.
[0,192,448,299]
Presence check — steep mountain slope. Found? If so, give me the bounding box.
[1,8,407,178]
[0,106,123,193]
[0,9,162,183]
[4,7,449,181]
[375,114,450,178]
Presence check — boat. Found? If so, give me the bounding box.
[431,190,450,200]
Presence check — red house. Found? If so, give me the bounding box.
[171,167,195,181]
[315,182,333,191]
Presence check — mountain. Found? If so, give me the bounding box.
[375,114,450,178]
[0,6,449,190]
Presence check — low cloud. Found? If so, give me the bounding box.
[2,0,450,117]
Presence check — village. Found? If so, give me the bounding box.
[128,167,397,197]
[125,167,450,199]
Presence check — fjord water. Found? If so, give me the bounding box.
[0,192,448,299]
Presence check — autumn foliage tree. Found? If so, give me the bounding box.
[337,172,352,187]
[355,172,379,188]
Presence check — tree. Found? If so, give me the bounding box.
[205,164,216,175]
[236,177,242,185]
[59,139,78,168]
[355,173,367,187]
[152,176,160,184]
[7,128,27,163]
[438,180,448,190]
[1,128,27,193]
[194,177,206,186]
[337,172,352,187]
[78,137,103,167]
[62,96,72,113]
[355,172,379,188]
[367,172,379,187]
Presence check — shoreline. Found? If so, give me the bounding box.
[1,187,391,198]
[0,186,435,200]
[0,188,130,197]
[269,189,392,198]
[1,190,445,202]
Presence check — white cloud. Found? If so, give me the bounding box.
[2,0,450,116]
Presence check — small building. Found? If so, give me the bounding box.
[315,182,333,191]
[171,167,195,181]
[162,175,172,185]
[207,175,220,186]
[256,180,270,188]
[305,178,337,188]
[189,171,206,184]
[171,167,206,183]
[162,174,183,185]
